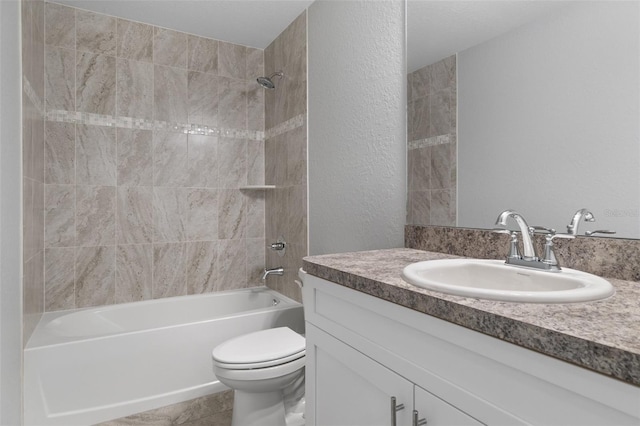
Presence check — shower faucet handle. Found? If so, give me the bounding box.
[269,237,287,257]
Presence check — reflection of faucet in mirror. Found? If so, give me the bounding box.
[566,208,595,235]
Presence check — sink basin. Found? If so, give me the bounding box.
[401,259,614,303]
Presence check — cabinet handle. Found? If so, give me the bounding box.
[413,410,427,426]
[390,396,405,426]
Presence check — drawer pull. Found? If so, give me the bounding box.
[391,397,405,426]
[413,409,427,426]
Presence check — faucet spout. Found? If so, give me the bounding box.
[495,210,537,260]
[262,266,284,281]
[567,208,595,235]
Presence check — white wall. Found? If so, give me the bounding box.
[458,2,640,237]
[0,0,24,423]
[308,0,406,255]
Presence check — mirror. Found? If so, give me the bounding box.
[407,1,640,239]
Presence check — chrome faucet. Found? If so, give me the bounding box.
[262,266,284,280]
[495,210,537,261]
[566,208,595,235]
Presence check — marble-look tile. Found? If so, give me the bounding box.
[429,54,456,93]
[75,245,115,308]
[246,192,265,239]
[286,124,306,186]
[45,2,75,49]
[153,187,187,243]
[408,146,430,191]
[45,184,75,247]
[117,19,153,62]
[187,241,218,294]
[23,249,44,341]
[429,189,455,226]
[76,124,116,185]
[187,188,218,241]
[45,46,75,111]
[32,112,45,184]
[217,239,247,290]
[218,42,246,80]
[31,2,46,103]
[247,238,266,285]
[246,48,264,84]
[116,244,152,303]
[76,9,116,55]
[117,186,153,244]
[188,71,218,126]
[409,66,429,102]
[45,247,75,311]
[188,35,217,74]
[22,97,36,181]
[408,190,430,226]
[287,185,306,244]
[76,185,116,246]
[187,134,218,188]
[247,141,265,186]
[284,77,307,123]
[96,390,233,426]
[153,27,187,68]
[76,52,116,115]
[430,142,453,190]
[23,179,36,260]
[117,58,153,120]
[153,243,187,298]
[45,121,75,184]
[408,97,429,141]
[153,130,188,187]
[247,81,264,131]
[218,76,247,130]
[218,189,246,240]
[429,88,453,137]
[218,138,246,188]
[154,65,188,123]
[117,128,153,186]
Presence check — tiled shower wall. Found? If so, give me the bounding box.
[23,0,46,341]
[407,55,457,226]
[42,2,267,311]
[264,12,307,302]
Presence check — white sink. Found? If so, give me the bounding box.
[401,259,615,303]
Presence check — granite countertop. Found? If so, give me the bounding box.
[302,248,640,386]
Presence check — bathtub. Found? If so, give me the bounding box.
[24,286,304,426]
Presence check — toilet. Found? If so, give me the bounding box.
[212,327,306,426]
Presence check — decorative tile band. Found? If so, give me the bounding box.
[45,109,266,141]
[23,76,44,116]
[265,113,306,139]
[409,134,455,150]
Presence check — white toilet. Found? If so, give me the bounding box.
[212,327,306,426]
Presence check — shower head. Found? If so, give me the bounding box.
[257,71,284,89]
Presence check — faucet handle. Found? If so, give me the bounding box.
[585,229,616,236]
[530,225,555,235]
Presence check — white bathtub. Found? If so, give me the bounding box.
[24,286,304,426]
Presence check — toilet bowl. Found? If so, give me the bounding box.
[213,327,306,426]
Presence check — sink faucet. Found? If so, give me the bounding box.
[262,266,284,280]
[566,208,595,235]
[495,210,537,261]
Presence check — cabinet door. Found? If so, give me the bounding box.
[414,385,484,426]
[309,325,413,426]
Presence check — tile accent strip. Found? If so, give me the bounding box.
[45,109,266,141]
[408,133,454,150]
[265,113,306,139]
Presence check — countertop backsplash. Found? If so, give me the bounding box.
[405,225,640,282]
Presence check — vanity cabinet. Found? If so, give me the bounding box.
[303,274,640,426]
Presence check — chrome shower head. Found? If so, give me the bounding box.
[257,71,283,89]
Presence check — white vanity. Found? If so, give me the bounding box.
[301,249,640,426]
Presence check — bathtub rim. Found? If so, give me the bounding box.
[26,286,301,350]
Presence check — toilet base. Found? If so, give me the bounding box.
[232,389,286,426]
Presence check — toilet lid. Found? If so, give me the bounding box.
[212,327,305,365]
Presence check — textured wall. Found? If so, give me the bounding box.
[264,11,307,302]
[458,2,639,237]
[407,55,457,227]
[308,0,406,255]
[42,3,267,311]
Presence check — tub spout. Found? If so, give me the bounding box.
[262,267,284,280]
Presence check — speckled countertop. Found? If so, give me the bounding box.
[302,248,640,386]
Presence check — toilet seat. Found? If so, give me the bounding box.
[212,327,306,370]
